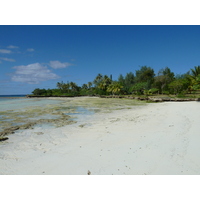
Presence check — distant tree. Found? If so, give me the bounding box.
[93,73,103,87]
[46,89,52,96]
[131,82,148,95]
[185,66,200,93]
[169,79,188,95]
[87,82,93,89]
[62,83,70,93]
[154,67,175,94]
[135,66,155,89]
[120,72,135,94]
[98,75,112,91]
[190,66,200,78]
[118,74,125,85]
[56,81,64,90]
[107,81,123,95]
[32,88,47,96]
[69,82,78,92]
[162,67,175,79]
[82,84,88,90]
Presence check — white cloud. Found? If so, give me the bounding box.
[27,48,35,52]
[0,49,11,54]
[7,45,19,49]
[0,57,15,62]
[49,60,73,69]
[12,63,59,84]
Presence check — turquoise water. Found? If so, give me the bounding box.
[0,96,145,134]
[0,97,65,111]
[0,97,95,133]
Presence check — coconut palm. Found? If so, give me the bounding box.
[69,82,78,92]
[62,83,70,93]
[190,66,200,78]
[82,84,88,90]
[187,66,200,92]
[107,82,123,95]
[98,75,112,91]
[57,81,64,90]
[93,73,103,86]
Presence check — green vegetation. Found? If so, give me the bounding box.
[31,65,200,98]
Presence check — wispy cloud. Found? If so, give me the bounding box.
[7,45,19,49]
[49,60,73,69]
[27,48,35,52]
[0,57,15,62]
[0,49,12,54]
[11,63,59,84]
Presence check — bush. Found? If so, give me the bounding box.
[149,88,159,94]
[176,91,187,98]
[163,91,170,95]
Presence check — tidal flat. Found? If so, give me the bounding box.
[1,98,200,175]
[0,97,145,137]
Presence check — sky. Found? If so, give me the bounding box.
[1,25,200,95]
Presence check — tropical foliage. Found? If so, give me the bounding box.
[31,66,200,97]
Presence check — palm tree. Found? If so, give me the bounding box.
[107,82,123,95]
[98,75,112,91]
[187,66,200,92]
[57,81,64,90]
[190,66,200,78]
[69,82,78,92]
[62,83,70,93]
[93,73,103,86]
[82,84,88,90]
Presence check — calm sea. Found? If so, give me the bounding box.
[0,95,26,98]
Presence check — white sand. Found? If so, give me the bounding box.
[1,101,200,175]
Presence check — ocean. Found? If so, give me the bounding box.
[0,95,27,98]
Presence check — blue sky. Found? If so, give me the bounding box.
[1,25,200,95]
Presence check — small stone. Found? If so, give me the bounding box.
[87,170,91,175]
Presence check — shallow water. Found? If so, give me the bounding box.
[0,98,64,111]
[0,97,145,135]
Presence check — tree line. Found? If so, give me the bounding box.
[32,65,200,97]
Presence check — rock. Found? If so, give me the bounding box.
[0,137,9,142]
[34,132,44,135]
[87,170,91,175]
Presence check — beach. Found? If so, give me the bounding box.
[0,97,200,175]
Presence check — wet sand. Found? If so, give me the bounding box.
[0,98,200,175]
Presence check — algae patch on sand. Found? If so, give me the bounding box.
[0,97,146,137]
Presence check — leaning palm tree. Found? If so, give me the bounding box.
[190,66,200,78]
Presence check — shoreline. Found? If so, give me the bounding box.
[1,98,200,174]
[26,95,200,102]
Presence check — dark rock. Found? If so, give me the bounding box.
[0,137,9,142]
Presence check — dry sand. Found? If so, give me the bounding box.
[1,100,200,175]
